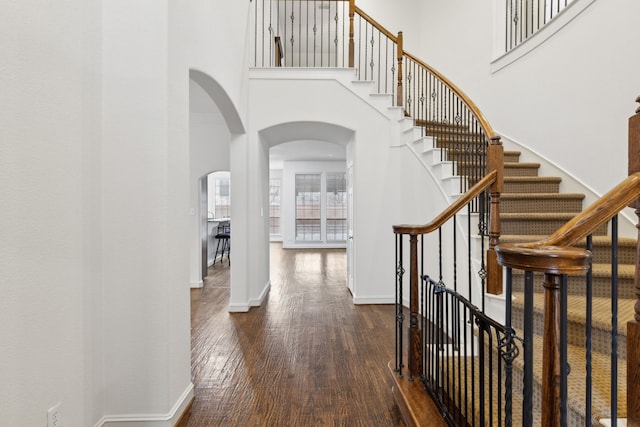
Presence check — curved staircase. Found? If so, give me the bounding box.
[417,118,636,425]
[498,149,635,426]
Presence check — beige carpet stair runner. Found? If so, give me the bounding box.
[427,123,635,426]
[499,150,634,426]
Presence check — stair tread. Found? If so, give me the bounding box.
[511,291,634,335]
[500,212,578,219]
[501,192,585,199]
[506,260,636,277]
[504,162,541,168]
[504,176,562,182]
[500,235,637,247]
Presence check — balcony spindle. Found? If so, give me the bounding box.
[396,31,403,108]
[348,0,354,67]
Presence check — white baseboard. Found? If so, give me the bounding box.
[250,280,271,307]
[95,383,194,427]
[228,302,250,312]
[190,280,203,289]
[228,280,272,312]
[352,295,395,305]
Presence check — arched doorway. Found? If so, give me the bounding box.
[259,121,355,295]
[188,69,245,276]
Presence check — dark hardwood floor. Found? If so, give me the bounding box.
[183,243,404,426]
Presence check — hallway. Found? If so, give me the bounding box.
[184,244,404,426]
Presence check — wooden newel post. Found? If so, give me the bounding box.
[541,272,563,427]
[396,31,403,108]
[496,245,590,427]
[348,0,355,68]
[487,136,504,295]
[408,234,422,380]
[627,96,640,427]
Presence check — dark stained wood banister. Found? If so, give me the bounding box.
[393,138,504,381]
[350,5,498,142]
[393,170,497,235]
[500,172,640,252]
[402,51,498,142]
[496,98,640,427]
[393,170,498,381]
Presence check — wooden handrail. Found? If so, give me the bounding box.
[402,51,498,141]
[497,172,640,254]
[352,5,496,142]
[495,172,640,426]
[496,98,640,427]
[393,170,497,235]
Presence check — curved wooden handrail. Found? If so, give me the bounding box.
[393,170,497,235]
[353,4,497,145]
[353,6,398,42]
[503,171,640,248]
[402,51,498,141]
[496,172,640,275]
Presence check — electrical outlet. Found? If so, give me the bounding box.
[47,402,62,427]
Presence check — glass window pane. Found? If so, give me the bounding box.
[295,174,321,241]
[326,172,347,241]
[214,178,231,218]
[269,179,281,235]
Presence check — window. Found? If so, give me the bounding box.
[269,178,281,236]
[207,171,231,219]
[295,174,321,241]
[326,172,347,241]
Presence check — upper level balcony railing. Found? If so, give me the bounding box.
[251,0,499,213]
[503,0,576,52]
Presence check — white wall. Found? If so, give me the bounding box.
[355,0,423,53]
[102,0,192,419]
[9,0,629,423]
[414,0,640,197]
[1,0,101,425]
[2,0,251,425]
[247,68,446,304]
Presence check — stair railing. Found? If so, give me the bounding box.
[392,138,504,425]
[496,98,640,426]
[502,0,576,53]
[252,0,500,215]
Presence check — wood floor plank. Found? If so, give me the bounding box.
[182,244,405,426]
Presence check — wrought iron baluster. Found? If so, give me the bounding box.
[477,319,486,426]
[611,214,619,422]
[333,2,338,67]
[560,274,568,426]
[377,31,382,93]
[312,0,317,66]
[586,234,593,424]
[523,270,534,427]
